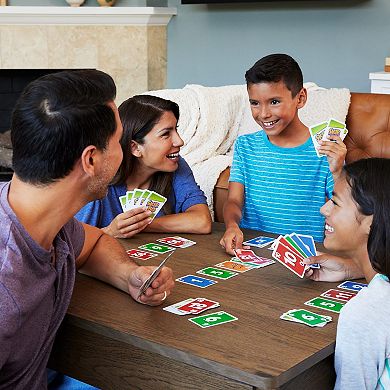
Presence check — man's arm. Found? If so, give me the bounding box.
[76,223,174,306]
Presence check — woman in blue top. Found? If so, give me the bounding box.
[76,95,211,238]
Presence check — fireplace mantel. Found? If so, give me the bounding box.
[0,6,177,103]
[0,6,177,25]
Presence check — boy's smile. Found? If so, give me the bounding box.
[247,81,307,146]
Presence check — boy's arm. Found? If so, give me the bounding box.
[318,135,347,181]
[76,223,174,306]
[219,182,247,255]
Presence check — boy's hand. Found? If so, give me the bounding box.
[303,252,363,282]
[220,225,249,256]
[318,135,347,179]
[103,207,152,238]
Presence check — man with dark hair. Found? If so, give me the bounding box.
[0,69,174,389]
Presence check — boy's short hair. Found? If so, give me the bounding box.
[11,69,117,184]
[245,54,303,97]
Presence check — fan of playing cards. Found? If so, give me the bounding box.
[309,118,348,158]
[119,188,167,221]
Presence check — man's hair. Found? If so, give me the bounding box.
[11,69,117,184]
[344,158,390,279]
[116,94,180,214]
[245,54,303,97]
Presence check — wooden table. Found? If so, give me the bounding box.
[49,223,339,389]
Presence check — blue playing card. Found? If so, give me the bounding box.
[176,275,217,288]
[243,236,275,248]
[338,280,367,292]
[296,234,317,256]
[290,233,313,257]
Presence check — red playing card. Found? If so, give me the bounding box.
[176,298,219,314]
[272,240,306,278]
[320,288,356,302]
[234,249,260,263]
[126,249,157,261]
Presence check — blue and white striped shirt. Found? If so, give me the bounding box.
[230,130,333,242]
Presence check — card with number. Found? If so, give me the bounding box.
[243,236,275,248]
[138,242,175,254]
[156,236,196,248]
[214,261,253,273]
[176,298,220,315]
[188,311,238,328]
[320,288,356,302]
[304,296,345,313]
[337,280,367,292]
[176,275,217,288]
[272,239,307,278]
[197,267,238,280]
[126,248,158,261]
[234,249,261,263]
[163,298,195,315]
[280,309,332,327]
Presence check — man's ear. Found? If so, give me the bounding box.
[130,140,142,157]
[80,145,98,176]
[296,87,307,109]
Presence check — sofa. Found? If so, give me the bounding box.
[213,92,390,223]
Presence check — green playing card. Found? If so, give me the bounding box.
[145,191,167,218]
[282,309,332,327]
[138,243,175,254]
[189,311,238,328]
[304,297,345,313]
[328,119,346,129]
[119,195,127,212]
[196,267,238,280]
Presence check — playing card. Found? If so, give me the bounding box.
[243,236,275,248]
[138,243,175,254]
[304,296,345,313]
[280,309,332,327]
[322,119,348,142]
[309,121,328,157]
[284,235,308,259]
[176,298,220,315]
[131,189,144,208]
[231,256,275,268]
[176,275,218,288]
[337,280,367,292]
[137,250,175,299]
[214,261,253,273]
[320,288,356,302]
[119,195,128,212]
[144,191,167,219]
[126,248,158,261]
[163,298,195,315]
[188,311,238,328]
[234,249,262,263]
[295,233,317,256]
[138,190,151,207]
[272,239,307,278]
[289,233,313,258]
[156,236,196,248]
[125,190,134,210]
[196,267,238,280]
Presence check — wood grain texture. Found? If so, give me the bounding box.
[50,223,344,389]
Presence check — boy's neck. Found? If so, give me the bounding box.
[268,118,309,148]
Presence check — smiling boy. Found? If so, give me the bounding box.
[220,54,347,255]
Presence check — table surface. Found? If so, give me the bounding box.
[61,223,343,389]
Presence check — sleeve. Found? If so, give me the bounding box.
[172,158,208,213]
[63,217,86,259]
[334,299,386,390]
[229,137,245,184]
[0,282,20,370]
[74,200,102,228]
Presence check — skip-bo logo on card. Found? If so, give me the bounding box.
[146,200,160,213]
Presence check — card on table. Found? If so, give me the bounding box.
[304,296,345,313]
[176,298,220,315]
[137,250,175,299]
[176,275,218,288]
[163,298,195,315]
[272,238,307,278]
[138,242,175,254]
[214,261,253,273]
[156,236,196,248]
[231,256,275,268]
[234,249,262,263]
[320,288,356,302]
[188,311,238,328]
[126,248,158,261]
[337,280,368,292]
[280,309,332,327]
[196,267,238,280]
[243,236,275,248]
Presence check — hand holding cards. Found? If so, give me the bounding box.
[119,188,167,222]
[309,118,348,158]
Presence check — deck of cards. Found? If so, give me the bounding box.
[309,118,348,158]
[271,233,318,278]
[280,309,332,327]
[119,188,167,220]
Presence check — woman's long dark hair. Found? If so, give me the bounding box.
[115,95,180,214]
[344,158,390,279]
